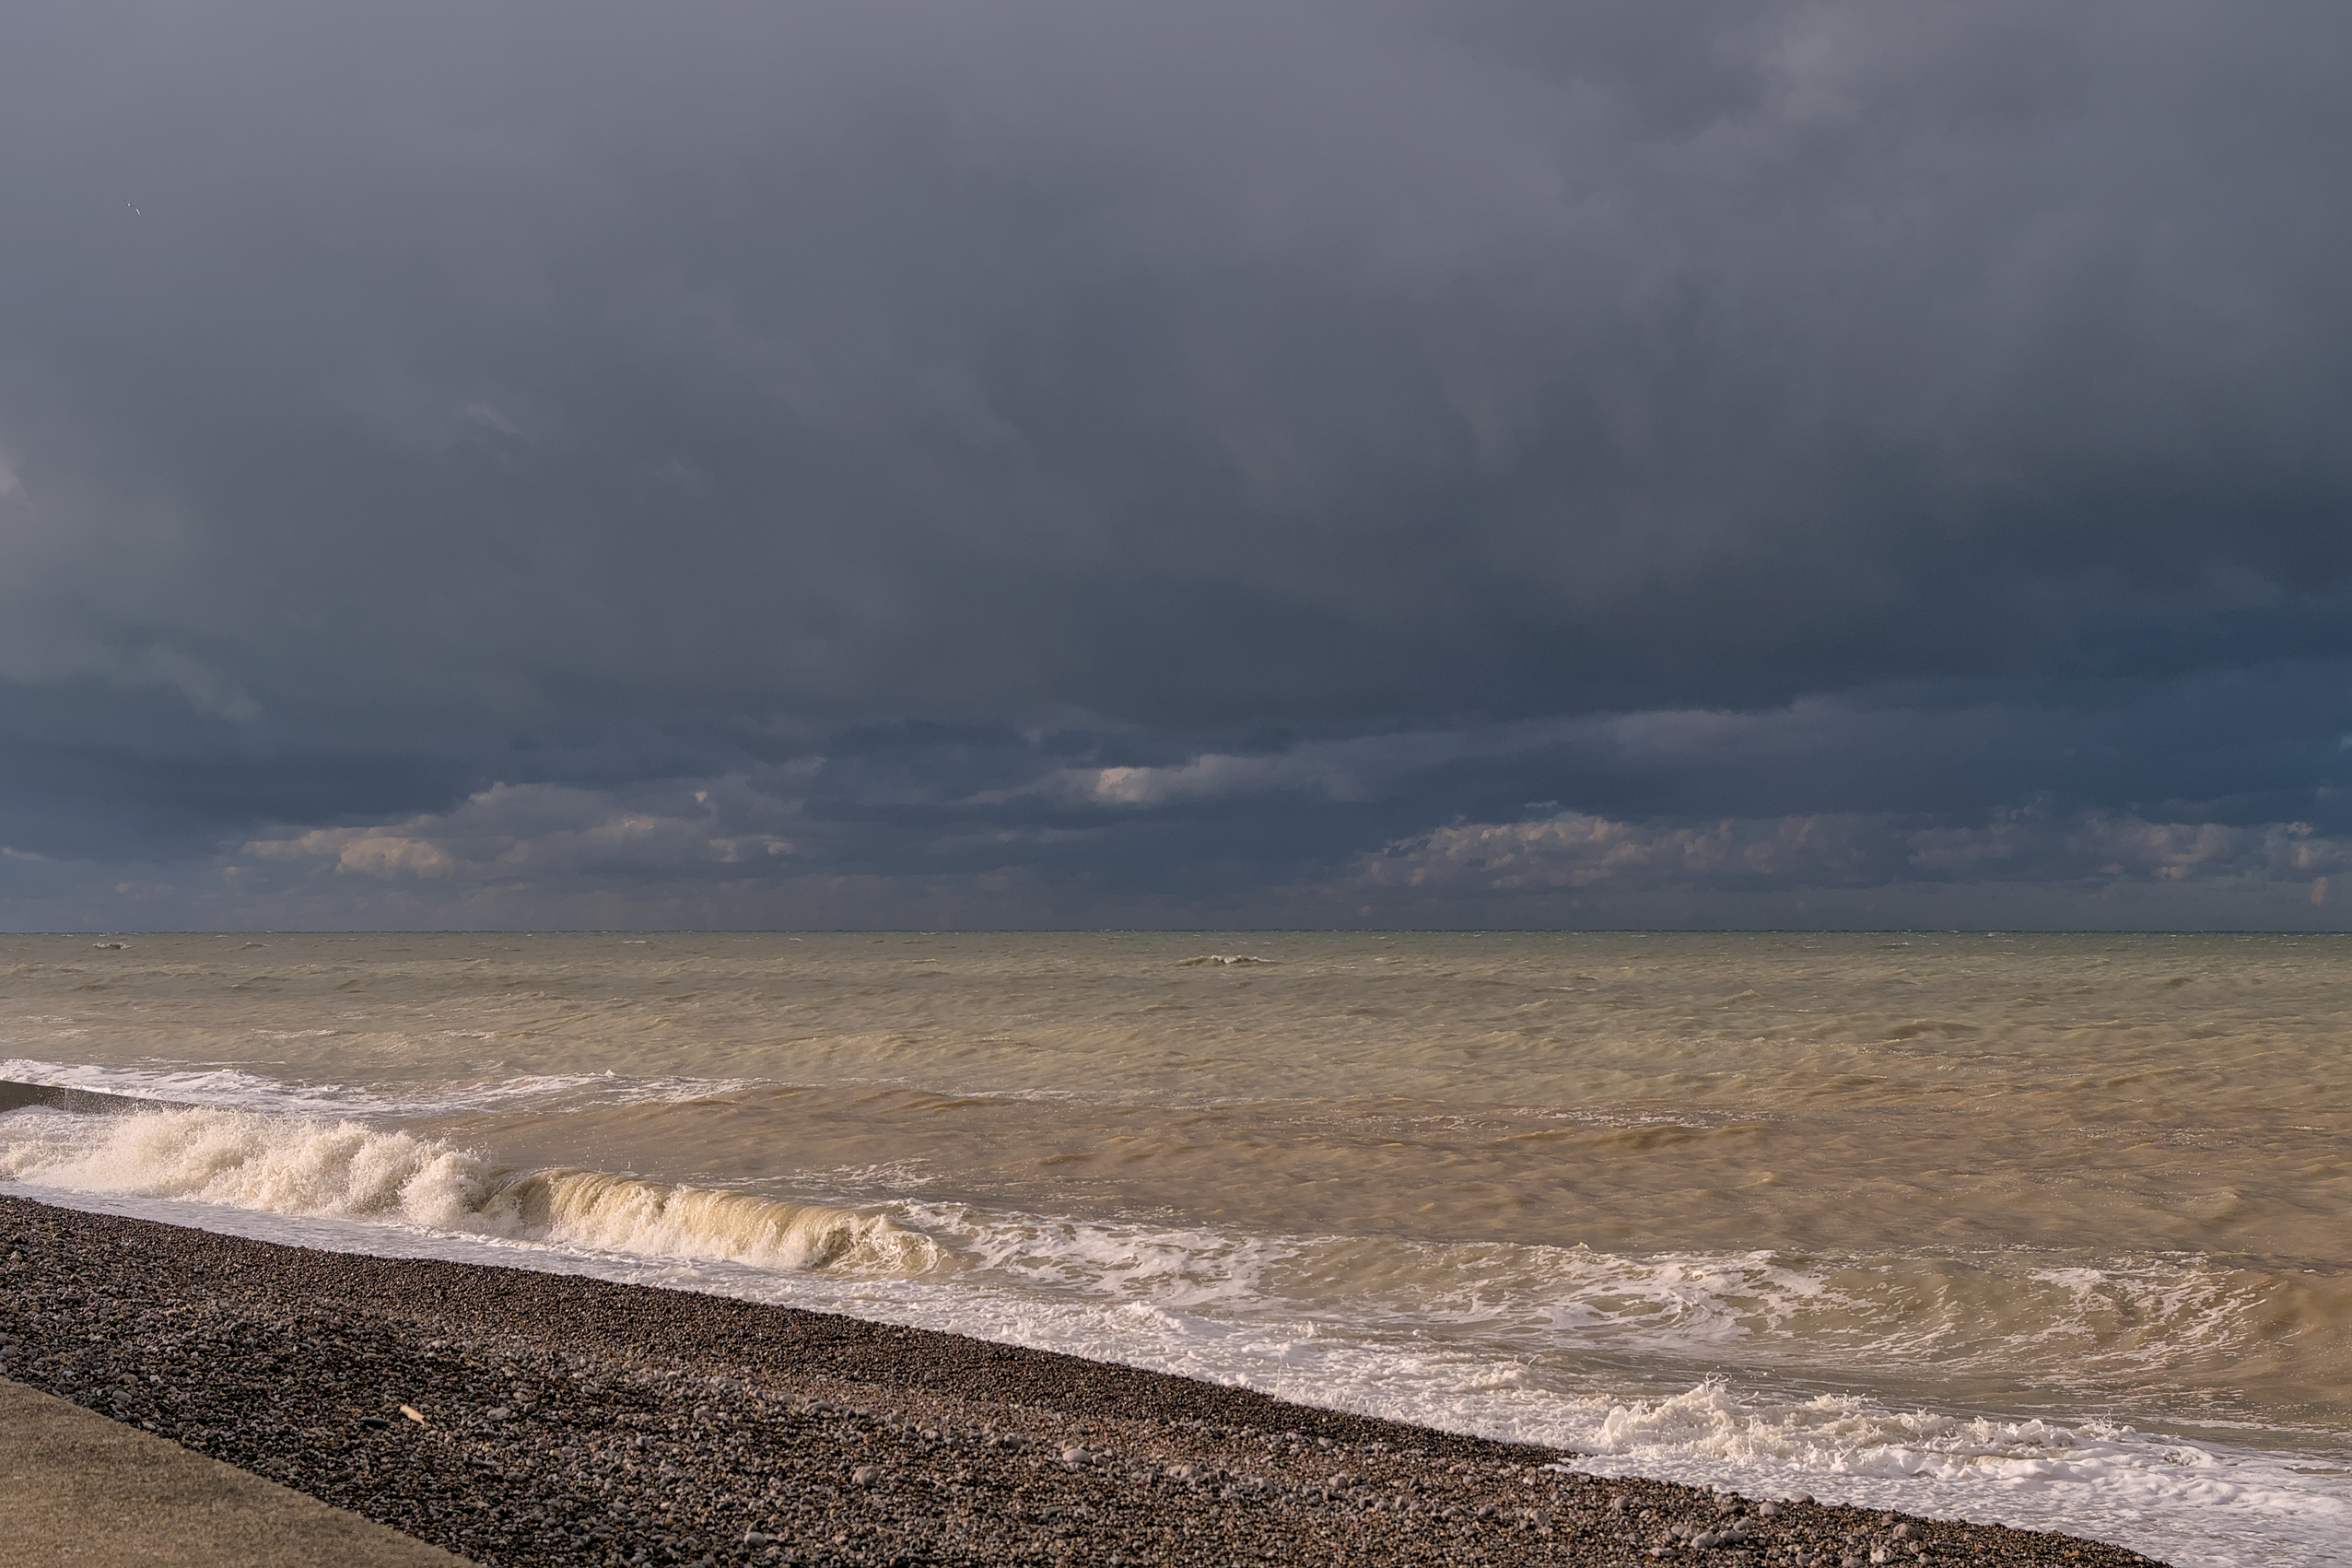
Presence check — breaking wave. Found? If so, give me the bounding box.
[10,1106,2352,1563]
[0,1106,936,1275]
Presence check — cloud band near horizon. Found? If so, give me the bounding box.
[3,2,2350,929]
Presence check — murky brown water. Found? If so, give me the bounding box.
[6,930,2349,1563]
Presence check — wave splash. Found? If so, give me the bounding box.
[1560,1380,2352,1562]
[0,1106,936,1275]
[9,1107,2352,1563]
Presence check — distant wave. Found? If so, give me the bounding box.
[0,1059,757,1118]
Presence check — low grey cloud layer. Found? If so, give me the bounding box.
[2,1,2348,929]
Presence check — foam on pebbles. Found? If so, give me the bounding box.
[0,1194,2166,1568]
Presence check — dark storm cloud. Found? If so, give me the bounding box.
[2,1,2349,925]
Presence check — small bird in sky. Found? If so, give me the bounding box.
[126,203,140,216]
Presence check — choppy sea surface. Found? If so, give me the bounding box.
[4,931,2348,1564]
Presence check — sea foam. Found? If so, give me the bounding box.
[0,1106,934,1275]
[10,1106,2352,1568]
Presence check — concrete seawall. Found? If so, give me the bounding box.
[0,1378,474,1567]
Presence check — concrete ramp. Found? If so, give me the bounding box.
[0,1379,475,1566]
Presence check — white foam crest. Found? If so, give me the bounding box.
[887,1214,2315,1404]
[1268,1236,2342,1401]
[10,1174,2349,1565]
[1275,1237,1839,1351]
[12,1103,2302,1413]
[0,1106,934,1276]
[902,1206,1820,1337]
[376,1071,764,1116]
[0,1059,757,1117]
[1557,1381,2352,1567]
[0,1059,398,1113]
[907,1201,1300,1309]
[904,1211,1842,1354]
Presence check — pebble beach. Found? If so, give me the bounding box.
[1,1194,2164,1568]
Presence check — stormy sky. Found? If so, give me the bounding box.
[3,0,2349,930]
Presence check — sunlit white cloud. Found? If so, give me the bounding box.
[240,780,797,883]
[1364,809,2352,897]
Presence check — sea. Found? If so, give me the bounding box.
[3,930,2347,1565]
